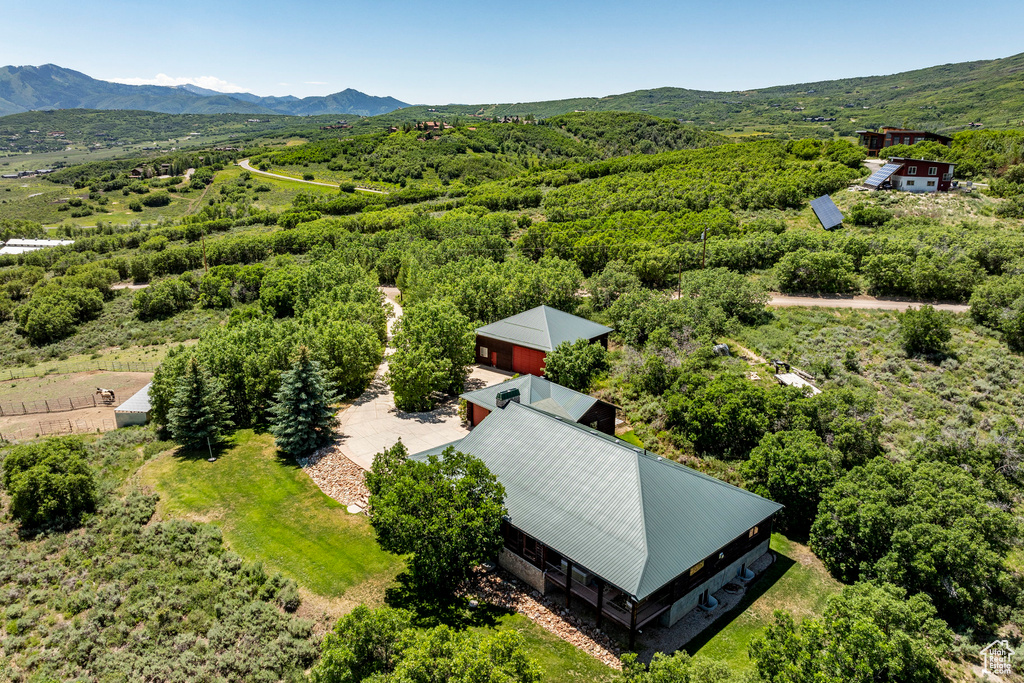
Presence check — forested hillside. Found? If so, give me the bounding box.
[2,117,1024,682]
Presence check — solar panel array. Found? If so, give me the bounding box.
[810,195,844,230]
[864,162,903,188]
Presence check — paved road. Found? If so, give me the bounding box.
[237,159,386,194]
[769,294,969,313]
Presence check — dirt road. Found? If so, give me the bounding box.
[237,159,386,194]
[768,294,969,313]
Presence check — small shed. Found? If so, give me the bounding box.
[115,383,152,428]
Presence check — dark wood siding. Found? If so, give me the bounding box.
[475,335,514,371]
[579,400,617,435]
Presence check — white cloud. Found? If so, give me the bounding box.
[107,73,247,93]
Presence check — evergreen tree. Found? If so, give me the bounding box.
[167,356,234,451]
[270,346,337,457]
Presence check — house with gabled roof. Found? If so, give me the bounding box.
[412,400,781,647]
[475,306,612,377]
[460,374,617,433]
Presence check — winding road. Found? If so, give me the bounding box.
[768,294,969,313]
[237,159,386,194]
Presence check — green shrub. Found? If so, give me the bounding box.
[848,202,893,227]
[543,339,608,391]
[2,437,96,528]
[898,305,952,355]
[140,191,171,207]
[775,249,857,294]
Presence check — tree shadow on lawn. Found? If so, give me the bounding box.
[680,551,796,658]
[385,571,507,630]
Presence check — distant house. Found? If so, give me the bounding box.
[461,374,617,433]
[475,306,612,377]
[114,383,152,428]
[856,127,952,157]
[865,157,955,193]
[412,401,781,647]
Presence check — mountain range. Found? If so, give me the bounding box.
[0,64,410,117]
[3,52,1024,132]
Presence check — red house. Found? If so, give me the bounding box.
[865,157,955,193]
[474,306,613,377]
[856,127,952,157]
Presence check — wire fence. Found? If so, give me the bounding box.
[0,417,116,443]
[0,392,118,417]
[0,360,157,382]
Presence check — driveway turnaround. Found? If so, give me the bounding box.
[336,290,510,470]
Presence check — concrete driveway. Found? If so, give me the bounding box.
[336,289,510,470]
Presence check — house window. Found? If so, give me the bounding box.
[479,346,488,357]
[689,560,705,576]
[942,172,953,181]
[927,181,936,187]
[906,180,916,186]
[915,137,924,144]
[928,167,938,176]
[748,526,760,538]
[907,166,917,175]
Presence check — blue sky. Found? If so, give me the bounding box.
[2,0,1023,103]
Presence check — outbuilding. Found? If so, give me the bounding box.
[461,374,617,433]
[475,306,612,377]
[413,401,780,647]
[114,383,152,428]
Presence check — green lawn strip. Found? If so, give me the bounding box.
[618,430,644,448]
[473,613,620,683]
[684,533,840,671]
[141,429,403,598]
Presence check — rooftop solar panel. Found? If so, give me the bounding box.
[864,162,903,188]
[810,195,844,230]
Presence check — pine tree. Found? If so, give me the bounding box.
[167,357,234,451]
[270,346,337,458]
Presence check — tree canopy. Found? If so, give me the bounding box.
[365,443,506,593]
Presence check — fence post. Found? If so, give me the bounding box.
[45,400,50,412]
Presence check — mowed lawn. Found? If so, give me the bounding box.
[685,533,841,671]
[141,429,619,682]
[141,429,403,598]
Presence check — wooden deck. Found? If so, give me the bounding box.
[544,564,673,631]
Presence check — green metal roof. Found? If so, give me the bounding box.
[460,374,600,422]
[410,402,781,600]
[475,306,613,352]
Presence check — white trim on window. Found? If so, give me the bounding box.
[908,166,917,175]
[928,167,938,176]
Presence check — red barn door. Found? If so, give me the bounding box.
[512,346,546,376]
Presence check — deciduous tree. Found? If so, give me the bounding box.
[365,442,506,593]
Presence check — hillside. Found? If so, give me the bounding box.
[0,64,409,117]
[403,51,1024,134]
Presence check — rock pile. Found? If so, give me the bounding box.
[462,567,623,669]
[296,442,370,509]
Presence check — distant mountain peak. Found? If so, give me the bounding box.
[0,64,410,117]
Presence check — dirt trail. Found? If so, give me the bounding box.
[768,294,969,313]
[237,159,386,194]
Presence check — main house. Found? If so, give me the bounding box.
[475,306,613,377]
[461,373,617,434]
[856,127,952,156]
[413,401,781,647]
[865,157,956,193]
